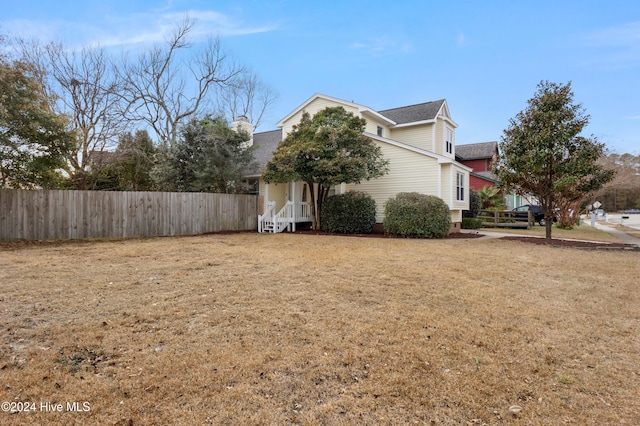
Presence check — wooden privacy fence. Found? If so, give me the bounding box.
[0,189,258,241]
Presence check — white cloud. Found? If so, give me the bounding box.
[583,21,640,47]
[574,21,640,68]
[625,115,640,120]
[1,8,277,49]
[349,36,413,56]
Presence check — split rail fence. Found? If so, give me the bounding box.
[0,189,258,241]
[477,209,533,229]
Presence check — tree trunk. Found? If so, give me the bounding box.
[545,217,552,239]
[308,181,319,230]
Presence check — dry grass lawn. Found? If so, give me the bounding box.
[480,223,624,243]
[1,233,639,425]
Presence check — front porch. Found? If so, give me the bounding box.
[258,200,312,233]
[258,181,313,233]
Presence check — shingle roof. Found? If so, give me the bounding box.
[455,141,498,160]
[246,129,282,175]
[377,100,445,124]
[471,170,500,183]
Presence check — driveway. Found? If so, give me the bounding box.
[590,213,640,247]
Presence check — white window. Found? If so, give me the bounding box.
[445,128,454,154]
[377,125,384,137]
[456,172,465,201]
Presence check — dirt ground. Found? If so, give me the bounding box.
[1,233,639,425]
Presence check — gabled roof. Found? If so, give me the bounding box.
[377,100,445,125]
[455,141,498,161]
[277,94,455,130]
[276,93,395,128]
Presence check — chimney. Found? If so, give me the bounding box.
[232,115,253,147]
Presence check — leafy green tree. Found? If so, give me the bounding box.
[462,188,481,218]
[263,107,389,229]
[495,81,614,239]
[151,116,255,193]
[93,130,156,191]
[0,54,74,188]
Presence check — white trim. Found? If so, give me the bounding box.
[365,132,472,171]
[440,116,459,128]
[432,123,436,152]
[449,166,454,207]
[390,119,436,128]
[437,100,459,128]
[360,108,396,126]
[437,163,442,198]
[444,126,454,155]
[276,93,396,127]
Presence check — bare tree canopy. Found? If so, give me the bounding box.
[119,18,245,146]
[8,18,276,189]
[217,70,277,132]
[16,39,127,189]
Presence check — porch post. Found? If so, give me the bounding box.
[264,182,269,211]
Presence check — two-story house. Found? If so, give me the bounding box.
[242,94,471,233]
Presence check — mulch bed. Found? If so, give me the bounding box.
[292,229,484,239]
[500,235,638,249]
[293,229,638,249]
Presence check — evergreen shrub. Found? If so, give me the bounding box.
[321,191,377,234]
[383,192,451,238]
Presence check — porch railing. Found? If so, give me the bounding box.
[258,201,312,233]
[258,201,276,233]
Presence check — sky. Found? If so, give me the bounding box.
[2,0,639,154]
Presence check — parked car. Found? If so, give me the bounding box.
[511,204,554,226]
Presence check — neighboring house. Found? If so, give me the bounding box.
[454,141,537,209]
[241,93,471,233]
[455,141,500,190]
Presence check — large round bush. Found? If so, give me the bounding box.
[321,191,377,234]
[383,192,451,238]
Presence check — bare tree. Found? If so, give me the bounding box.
[217,70,277,131]
[17,39,128,188]
[119,18,244,146]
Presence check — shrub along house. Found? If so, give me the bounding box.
[241,94,471,233]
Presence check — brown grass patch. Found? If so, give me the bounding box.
[481,223,624,243]
[1,234,639,424]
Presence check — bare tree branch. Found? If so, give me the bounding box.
[16,38,128,188]
[217,69,277,131]
[118,18,244,146]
